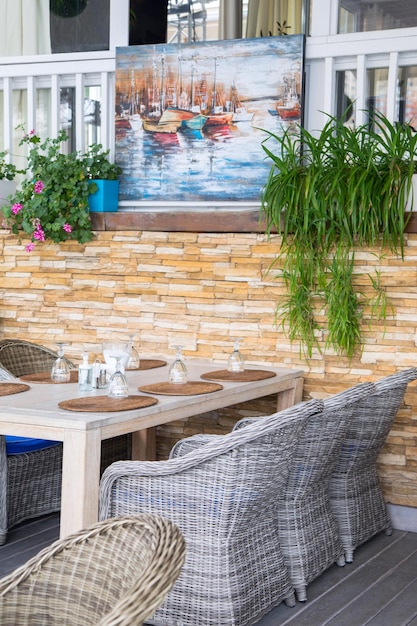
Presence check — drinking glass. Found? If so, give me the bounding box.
[102,341,130,375]
[107,356,129,398]
[51,342,71,382]
[126,334,140,369]
[169,346,187,384]
[227,338,245,372]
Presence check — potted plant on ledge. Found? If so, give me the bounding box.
[2,129,94,251]
[1,129,123,251]
[260,110,417,359]
[85,144,122,213]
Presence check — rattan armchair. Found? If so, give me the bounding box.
[329,368,417,563]
[0,514,186,626]
[0,339,73,377]
[233,382,375,602]
[99,399,323,626]
[0,339,130,545]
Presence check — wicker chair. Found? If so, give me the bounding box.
[99,399,323,626]
[231,382,375,602]
[0,339,74,377]
[329,367,417,563]
[0,339,131,545]
[0,514,186,626]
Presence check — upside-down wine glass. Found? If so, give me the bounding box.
[126,334,140,370]
[51,342,71,382]
[227,338,245,373]
[169,345,187,384]
[107,355,129,398]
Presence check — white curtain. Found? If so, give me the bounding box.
[246,0,303,38]
[0,0,51,56]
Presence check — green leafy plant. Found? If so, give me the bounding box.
[2,129,122,251]
[261,110,417,359]
[0,150,23,181]
[85,143,122,181]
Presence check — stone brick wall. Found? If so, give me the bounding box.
[1,228,417,506]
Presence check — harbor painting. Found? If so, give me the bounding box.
[115,35,304,204]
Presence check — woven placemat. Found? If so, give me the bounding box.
[58,395,158,412]
[139,381,223,396]
[126,359,167,371]
[0,382,31,396]
[20,370,79,384]
[200,369,277,382]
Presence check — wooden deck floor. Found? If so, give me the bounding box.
[1,514,417,625]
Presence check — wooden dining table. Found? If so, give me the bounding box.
[0,359,303,539]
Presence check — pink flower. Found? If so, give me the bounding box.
[33,228,45,241]
[33,223,45,241]
[63,223,72,233]
[11,203,23,215]
[34,180,45,194]
[25,242,35,252]
[29,129,35,136]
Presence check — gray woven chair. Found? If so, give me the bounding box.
[0,339,74,377]
[0,339,131,545]
[99,399,323,626]
[232,382,375,602]
[329,367,417,563]
[0,514,186,626]
[0,435,63,546]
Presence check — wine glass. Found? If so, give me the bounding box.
[51,342,71,382]
[227,338,245,372]
[107,355,129,398]
[102,341,130,375]
[169,345,187,384]
[126,334,140,370]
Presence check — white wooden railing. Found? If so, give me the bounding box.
[0,51,116,161]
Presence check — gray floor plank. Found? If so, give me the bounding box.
[2,515,417,626]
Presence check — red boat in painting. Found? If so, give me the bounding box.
[275,73,301,120]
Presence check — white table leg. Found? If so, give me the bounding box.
[60,428,101,539]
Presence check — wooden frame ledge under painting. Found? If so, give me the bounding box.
[113,35,305,232]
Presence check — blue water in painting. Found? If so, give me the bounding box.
[116,101,297,203]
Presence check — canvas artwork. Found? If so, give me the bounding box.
[115,35,304,204]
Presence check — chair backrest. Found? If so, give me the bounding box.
[334,368,417,474]
[0,514,186,626]
[0,339,74,377]
[100,399,324,526]
[235,383,375,496]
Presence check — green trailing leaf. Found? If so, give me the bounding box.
[261,110,416,359]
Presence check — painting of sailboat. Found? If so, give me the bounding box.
[115,35,304,203]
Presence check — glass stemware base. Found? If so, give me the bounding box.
[51,342,71,382]
[107,355,129,398]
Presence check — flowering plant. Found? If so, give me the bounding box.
[2,129,94,251]
[0,150,23,181]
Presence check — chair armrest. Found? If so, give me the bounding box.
[169,434,222,458]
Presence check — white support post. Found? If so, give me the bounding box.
[355,55,367,127]
[100,71,110,152]
[26,76,36,134]
[75,72,85,153]
[386,52,399,123]
[3,77,13,155]
[109,0,130,51]
[50,74,60,138]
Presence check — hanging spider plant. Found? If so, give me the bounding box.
[261,110,417,359]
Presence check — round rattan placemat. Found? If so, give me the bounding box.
[20,370,79,384]
[126,359,167,371]
[0,382,31,396]
[200,369,277,382]
[58,395,158,412]
[139,381,223,396]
